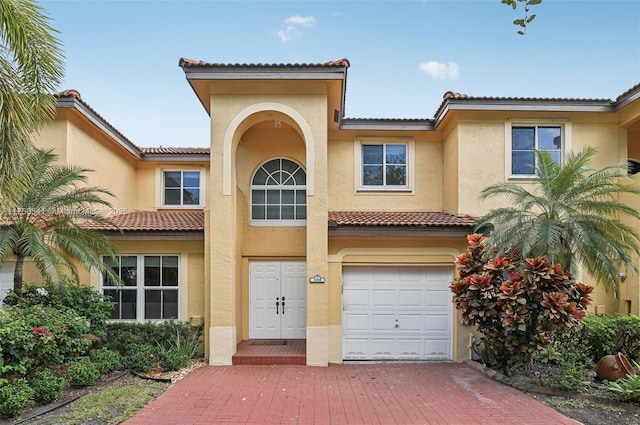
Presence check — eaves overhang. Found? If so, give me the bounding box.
[103,231,204,241]
[140,153,210,162]
[615,82,640,110]
[433,98,615,129]
[328,226,471,238]
[341,118,435,131]
[178,58,350,118]
[56,92,142,160]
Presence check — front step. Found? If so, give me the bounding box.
[232,339,306,365]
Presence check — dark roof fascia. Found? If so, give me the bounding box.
[140,153,210,162]
[180,65,348,82]
[56,96,142,160]
[179,59,349,117]
[615,83,640,110]
[340,118,435,131]
[104,231,204,241]
[328,226,472,238]
[433,98,615,129]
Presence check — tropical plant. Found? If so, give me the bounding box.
[0,0,64,183]
[0,148,120,297]
[451,233,593,373]
[502,0,542,35]
[476,147,640,297]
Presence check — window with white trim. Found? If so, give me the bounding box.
[511,125,562,176]
[102,255,179,321]
[361,143,407,188]
[250,158,306,226]
[163,170,200,206]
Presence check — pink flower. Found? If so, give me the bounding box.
[33,326,51,338]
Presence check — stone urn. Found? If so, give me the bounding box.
[595,352,636,381]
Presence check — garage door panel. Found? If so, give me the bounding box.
[426,290,450,307]
[398,290,424,307]
[397,314,422,332]
[425,339,450,359]
[398,340,421,358]
[371,314,396,331]
[372,289,396,307]
[344,314,368,332]
[371,339,395,357]
[344,289,369,309]
[343,266,452,361]
[425,314,450,332]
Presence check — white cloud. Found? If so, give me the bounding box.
[278,26,300,42]
[278,15,315,42]
[286,15,315,27]
[419,61,460,80]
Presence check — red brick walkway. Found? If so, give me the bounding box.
[124,363,579,425]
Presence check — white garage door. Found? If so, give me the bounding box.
[343,266,452,360]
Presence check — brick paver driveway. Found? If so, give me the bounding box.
[124,363,578,425]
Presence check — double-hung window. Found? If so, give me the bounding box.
[102,255,179,321]
[163,170,200,206]
[511,125,562,176]
[361,143,407,188]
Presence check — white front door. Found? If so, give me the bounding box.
[250,261,306,339]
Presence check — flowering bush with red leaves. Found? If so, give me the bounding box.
[451,233,594,372]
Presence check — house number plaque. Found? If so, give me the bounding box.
[309,274,325,284]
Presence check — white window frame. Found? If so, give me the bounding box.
[505,120,572,180]
[355,138,414,192]
[160,169,204,208]
[101,254,180,322]
[250,158,307,227]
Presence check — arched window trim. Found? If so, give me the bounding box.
[250,158,307,227]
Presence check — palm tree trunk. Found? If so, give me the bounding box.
[13,255,25,298]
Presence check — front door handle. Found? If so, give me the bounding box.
[282,296,285,314]
[276,297,280,314]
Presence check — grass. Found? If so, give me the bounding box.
[57,378,168,425]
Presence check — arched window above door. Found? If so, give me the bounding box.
[251,158,306,226]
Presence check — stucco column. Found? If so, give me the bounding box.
[208,118,238,366]
[306,117,329,367]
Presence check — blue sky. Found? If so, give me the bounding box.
[42,0,640,147]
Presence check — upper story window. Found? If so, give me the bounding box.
[102,255,179,321]
[362,143,407,187]
[511,125,562,176]
[163,170,200,206]
[251,158,306,226]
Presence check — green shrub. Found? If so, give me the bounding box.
[157,350,190,372]
[0,378,35,418]
[29,369,69,403]
[580,315,618,361]
[89,347,121,374]
[68,357,100,386]
[122,344,157,373]
[105,321,202,372]
[18,280,114,337]
[540,359,593,391]
[0,305,90,375]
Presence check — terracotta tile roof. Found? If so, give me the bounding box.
[84,211,204,232]
[328,211,477,228]
[179,57,350,69]
[140,147,210,155]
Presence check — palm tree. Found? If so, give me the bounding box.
[0,0,64,182]
[0,149,119,297]
[476,146,640,297]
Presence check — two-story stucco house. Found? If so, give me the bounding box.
[7,58,640,366]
